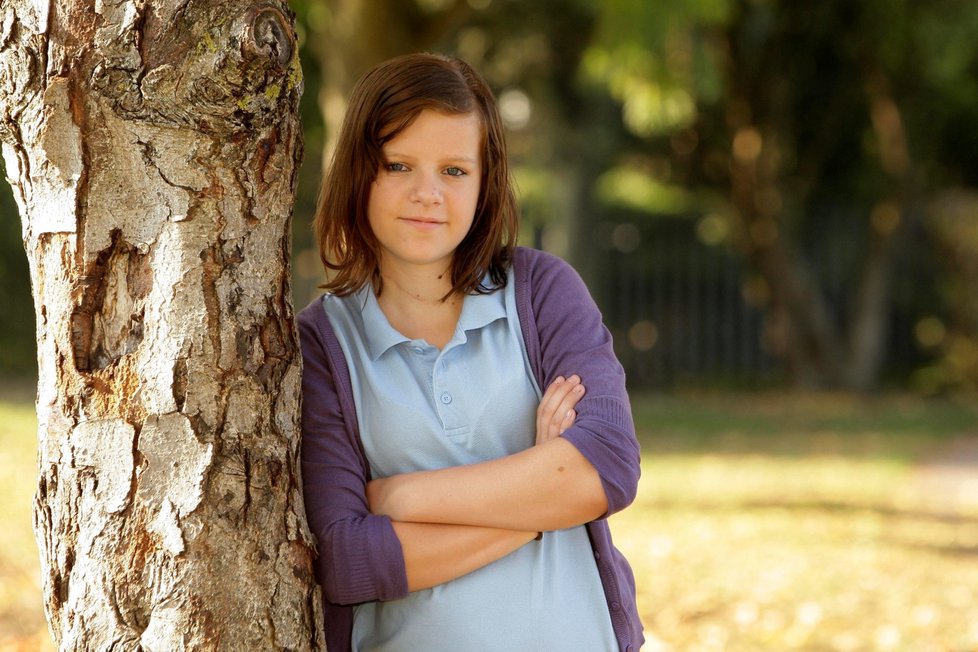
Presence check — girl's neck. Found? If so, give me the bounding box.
[379,266,453,306]
[375,261,462,349]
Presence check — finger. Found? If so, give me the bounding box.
[549,377,584,417]
[548,382,584,438]
[536,376,571,436]
[536,375,586,444]
[538,376,570,414]
[558,408,576,435]
[538,377,578,423]
[535,377,561,443]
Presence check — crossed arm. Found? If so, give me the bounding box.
[366,375,608,592]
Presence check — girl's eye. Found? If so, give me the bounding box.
[444,166,466,177]
[386,162,408,173]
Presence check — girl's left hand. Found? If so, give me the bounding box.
[535,375,585,446]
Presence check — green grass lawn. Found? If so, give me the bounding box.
[0,388,52,652]
[613,391,978,651]
[2,389,977,651]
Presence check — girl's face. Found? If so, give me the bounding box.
[367,109,482,279]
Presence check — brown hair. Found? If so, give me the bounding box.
[313,52,519,298]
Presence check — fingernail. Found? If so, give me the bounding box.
[554,376,565,384]
[574,385,584,393]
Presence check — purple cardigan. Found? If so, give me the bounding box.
[298,246,644,652]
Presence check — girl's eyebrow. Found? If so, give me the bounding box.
[383,150,478,165]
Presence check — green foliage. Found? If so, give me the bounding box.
[2,0,977,388]
[915,192,978,394]
[595,165,692,216]
[576,0,978,389]
[0,160,35,377]
[583,0,730,135]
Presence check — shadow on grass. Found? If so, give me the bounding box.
[888,539,978,558]
[0,376,36,406]
[631,390,978,461]
[645,496,978,526]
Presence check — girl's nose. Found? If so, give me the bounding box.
[410,174,443,205]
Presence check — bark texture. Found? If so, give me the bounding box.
[0,1,324,649]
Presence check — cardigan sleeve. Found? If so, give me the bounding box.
[518,248,641,516]
[298,301,409,606]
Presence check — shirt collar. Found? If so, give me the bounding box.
[358,285,409,360]
[457,284,507,334]
[358,279,508,360]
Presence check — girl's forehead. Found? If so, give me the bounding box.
[381,110,483,154]
[381,108,482,138]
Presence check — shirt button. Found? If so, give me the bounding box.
[440,392,453,404]
[594,551,601,560]
[412,346,424,354]
[610,601,621,611]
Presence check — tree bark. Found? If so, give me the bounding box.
[0,1,324,650]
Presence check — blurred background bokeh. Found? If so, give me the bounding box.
[2,1,978,650]
[288,0,978,395]
[5,0,978,393]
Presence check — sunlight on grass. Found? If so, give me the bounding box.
[0,395,53,652]
[612,391,978,651]
[2,389,977,651]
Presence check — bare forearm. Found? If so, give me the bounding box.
[392,521,537,592]
[370,438,607,532]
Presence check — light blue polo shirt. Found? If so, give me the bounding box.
[322,268,617,652]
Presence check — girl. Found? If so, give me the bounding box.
[299,52,643,652]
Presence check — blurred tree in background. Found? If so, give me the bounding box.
[583,0,978,391]
[3,0,977,393]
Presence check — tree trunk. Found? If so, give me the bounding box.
[844,76,917,391]
[727,122,847,388]
[0,1,324,650]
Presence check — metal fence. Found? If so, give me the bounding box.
[592,215,930,389]
[597,233,774,388]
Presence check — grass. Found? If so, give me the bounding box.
[2,387,977,651]
[0,385,53,652]
[613,390,978,651]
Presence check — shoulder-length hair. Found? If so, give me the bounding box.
[313,52,519,298]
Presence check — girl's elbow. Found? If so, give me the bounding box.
[601,466,640,515]
[316,520,409,605]
[589,488,610,521]
[615,437,642,508]
[314,535,355,605]
[317,551,372,606]
[319,575,348,606]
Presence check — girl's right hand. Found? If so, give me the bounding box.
[535,375,585,445]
